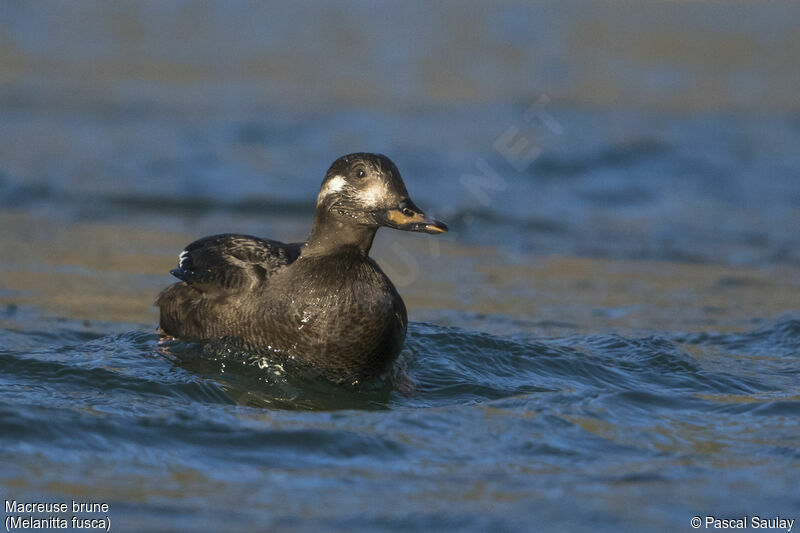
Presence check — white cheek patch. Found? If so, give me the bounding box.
[317,176,347,204]
[359,182,389,207]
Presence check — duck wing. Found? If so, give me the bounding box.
[155,233,301,339]
[168,233,301,292]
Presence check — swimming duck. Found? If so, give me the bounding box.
[155,153,447,382]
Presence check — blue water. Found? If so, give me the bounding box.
[3,103,800,532]
[2,3,800,532]
[2,309,799,531]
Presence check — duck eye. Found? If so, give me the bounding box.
[356,168,366,178]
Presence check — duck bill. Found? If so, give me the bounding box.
[377,199,448,234]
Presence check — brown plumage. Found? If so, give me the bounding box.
[155,153,447,383]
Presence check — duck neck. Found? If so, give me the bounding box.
[302,209,378,257]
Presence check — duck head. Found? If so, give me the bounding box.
[304,153,447,255]
[315,153,448,235]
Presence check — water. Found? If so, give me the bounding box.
[2,3,800,532]
[2,311,800,531]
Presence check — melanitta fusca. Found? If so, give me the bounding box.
[155,153,447,383]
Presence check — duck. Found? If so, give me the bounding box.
[155,153,447,383]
